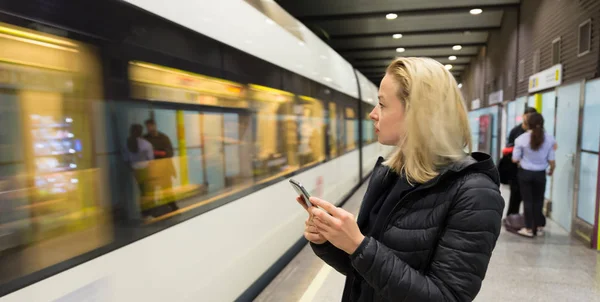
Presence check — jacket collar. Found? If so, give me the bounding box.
[373,152,499,189]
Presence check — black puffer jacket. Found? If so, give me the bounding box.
[311,152,504,302]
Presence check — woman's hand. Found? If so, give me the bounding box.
[296,196,327,244]
[309,197,365,255]
[305,217,328,244]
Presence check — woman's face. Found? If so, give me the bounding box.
[370,73,405,146]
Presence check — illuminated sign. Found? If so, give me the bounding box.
[0,62,74,92]
[129,61,248,108]
[528,64,562,93]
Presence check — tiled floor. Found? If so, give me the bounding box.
[255,182,600,302]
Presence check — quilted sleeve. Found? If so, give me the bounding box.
[310,241,351,275]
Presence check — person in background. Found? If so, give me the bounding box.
[126,124,154,216]
[297,57,504,301]
[508,107,538,147]
[144,119,178,212]
[505,107,538,216]
[512,113,555,237]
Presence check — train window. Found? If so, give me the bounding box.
[327,101,339,158]
[345,107,358,151]
[297,96,325,167]
[327,97,361,157]
[362,104,377,145]
[0,22,112,285]
[247,84,298,182]
[124,61,260,222]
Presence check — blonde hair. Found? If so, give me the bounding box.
[383,57,472,184]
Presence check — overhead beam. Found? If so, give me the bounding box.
[344,47,480,60]
[358,70,465,76]
[298,4,518,21]
[338,42,485,52]
[354,62,471,70]
[360,67,464,74]
[352,55,476,62]
[330,26,500,39]
[330,31,489,49]
[358,64,468,72]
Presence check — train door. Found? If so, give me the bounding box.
[552,82,582,232]
[223,112,253,187]
[0,21,111,284]
[202,112,226,194]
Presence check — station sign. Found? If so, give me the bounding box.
[529,64,562,93]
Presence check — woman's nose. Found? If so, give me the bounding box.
[369,108,378,121]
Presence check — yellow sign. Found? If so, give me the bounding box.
[528,64,562,93]
[0,62,74,92]
[129,61,249,108]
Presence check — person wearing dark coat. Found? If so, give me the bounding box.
[503,107,538,216]
[297,57,504,302]
[144,119,179,213]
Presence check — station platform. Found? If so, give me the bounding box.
[256,180,600,302]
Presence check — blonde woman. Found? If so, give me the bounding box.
[297,57,504,301]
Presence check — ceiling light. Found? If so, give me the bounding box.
[265,18,275,25]
[445,64,453,70]
[320,55,327,60]
[324,77,333,82]
[298,41,305,46]
[470,8,483,15]
[386,13,398,20]
[396,47,405,53]
[449,56,457,60]
[392,33,403,39]
[453,45,462,50]
[458,83,463,88]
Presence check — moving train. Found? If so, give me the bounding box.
[0,1,392,300]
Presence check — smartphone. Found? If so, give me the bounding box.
[289,179,313,208]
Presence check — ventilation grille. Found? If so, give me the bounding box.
[578,19,592,57]
[533,49,540,73]
[518,59,525,82]
[552,38,561,65]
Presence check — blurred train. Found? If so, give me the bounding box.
[0,1,392,301]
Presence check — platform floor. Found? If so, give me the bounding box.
[255,181,600,302]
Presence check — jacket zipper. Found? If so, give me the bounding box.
[376,177,442,239]
[377,191,416,239]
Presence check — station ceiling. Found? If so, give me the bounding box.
[277,0,521,85]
